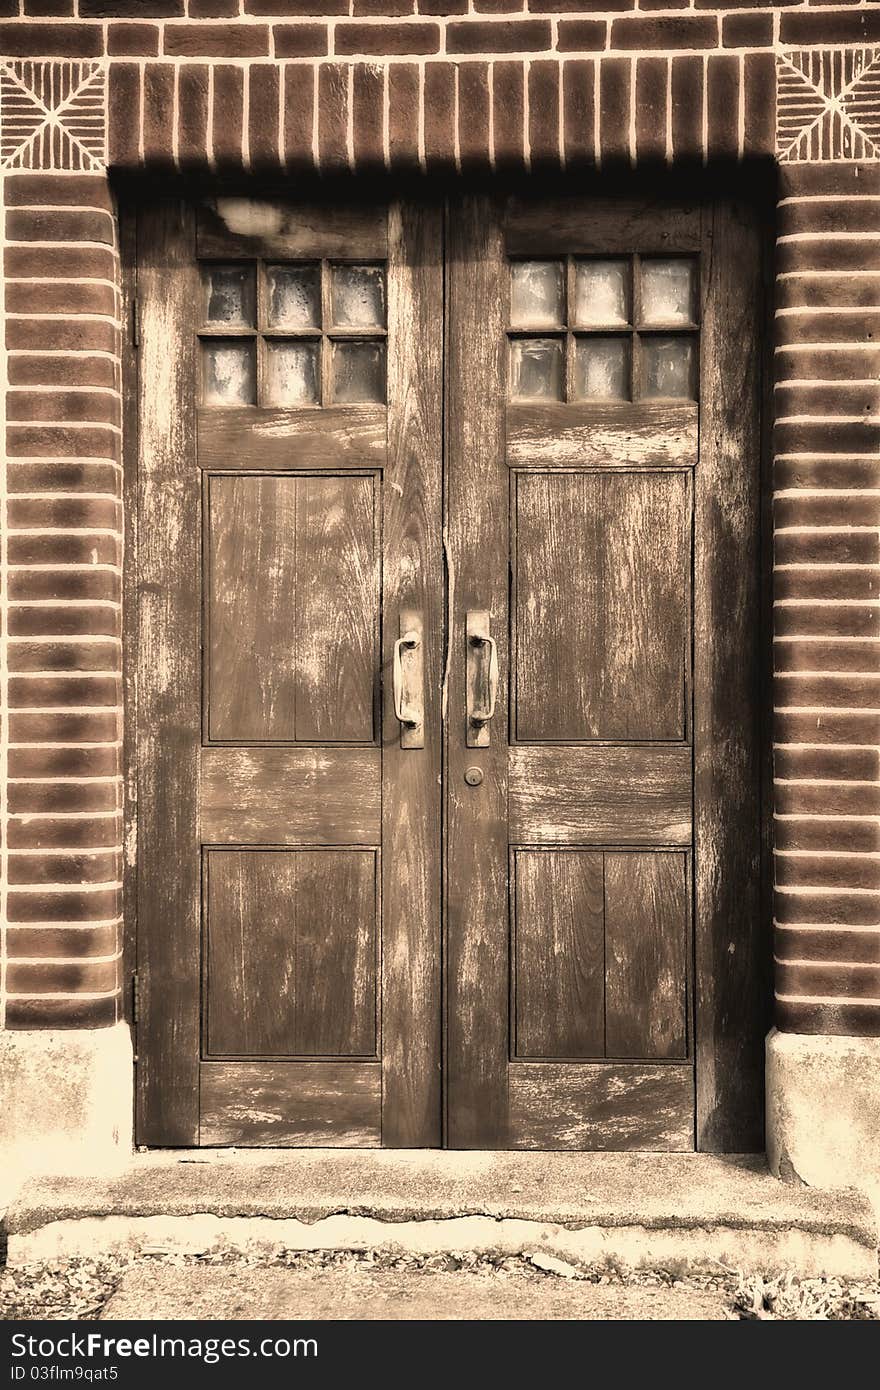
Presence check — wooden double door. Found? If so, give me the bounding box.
[133,192,766,1151]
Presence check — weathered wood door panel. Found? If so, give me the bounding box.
[135,199,443,1147]
[444,194,766,1151]
[135,192,765,1151]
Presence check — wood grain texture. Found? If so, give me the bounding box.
[508,1062,694,1151]
[515,470,690,741]
[197,407,386,472]
[514,850,604,1058]
[507,403,697,470]
[444,195,511,1147]
[605,851,689,1060]
[136,202,201,1146]
[510,745,692,845]
[294,474,378,743]
[381,203,444,1146]
[197,200,387,260]
[694,201,767,1152]
[207,473,377,743]
[206,474,298,742]
[200,746,380,845]
[505,199,701,255]
[205,849,377,1058]
[199,1061,381,1146]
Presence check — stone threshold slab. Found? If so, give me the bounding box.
[4,1151,877,1279]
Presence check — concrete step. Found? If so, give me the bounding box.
[4,1151,877,1279]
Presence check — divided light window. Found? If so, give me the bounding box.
[508,255,699,404]
[199,260,387,408]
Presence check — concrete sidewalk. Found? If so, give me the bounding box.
[99,1262,730,1321]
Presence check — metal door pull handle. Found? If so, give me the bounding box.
[393,613,424,749]
[467,610,498,748]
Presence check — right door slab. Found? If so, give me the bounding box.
[444,194,768,1152]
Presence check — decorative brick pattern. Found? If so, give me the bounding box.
[0,8,879,1043]
[778,48,880,161]
[0,61,106,170]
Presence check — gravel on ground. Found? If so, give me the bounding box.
[1,1248,878,1322]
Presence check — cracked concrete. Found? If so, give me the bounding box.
[4,1150,876,1278]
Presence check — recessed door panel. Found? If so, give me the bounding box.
[206,473,378,744]
[205,848,378,1058]
[514,470,690,743]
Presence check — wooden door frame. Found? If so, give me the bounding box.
[120,177,773,1153]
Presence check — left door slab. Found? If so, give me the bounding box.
[133,199,444,1147]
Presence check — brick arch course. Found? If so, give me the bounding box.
[1,4,879,1042]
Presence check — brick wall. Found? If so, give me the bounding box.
[1,3,879,1040]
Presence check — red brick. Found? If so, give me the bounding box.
[781,10,880,46]
[8,886,117,926]
[108,63,142,171]
[8,570,119,604]
[7,389,120,426]
[7,460,121,496]
[80,0,181,13]
[335,22,439,56]
[8,926,120,959]
[776,1001,880,1038]
[6,962,120,995]
[598,55,630,167]
[722,11,773,48]
[635,55,667,165]
[776,927,880,970]
[9,710,120,743]
[9,746,120,779]
[707,53,740,162]
[419,0,465,12]
[5,283,116,319]
[562,59,595,171]
[7,778,118,817]
[457,62,491,175]
[189,0,239,13]
[610,15,718,49]
[423,62,454,174]
[282,63,314,175]
[5,997,120,1030]
[447,20,551,54]
[492,60,525,174]
[23,1,74,14]
[8,816,122,852]
[178,63,210,171]
[8,854,118,893]
[274,24,328,58]
[248,64,282,173]
[213,64,246,173]
[557,19,606,53]
[246,0,346,11]
[4,175,113,211]
[352,63,385,174]
[743,51,775,159]
[353,0,414,12]
[108,21,160,56]
[164,23,270,57]
[671,54,704,163]
[774,746,880,782]
[528,61,560,173]
[318,63,350,175]
[6,208,114,245]
[142,64,177,174]
[0,22,102,55]
[474,0,524,10]
[6,319,118,355]
[389,63,420,174]
[5,246,117,280]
